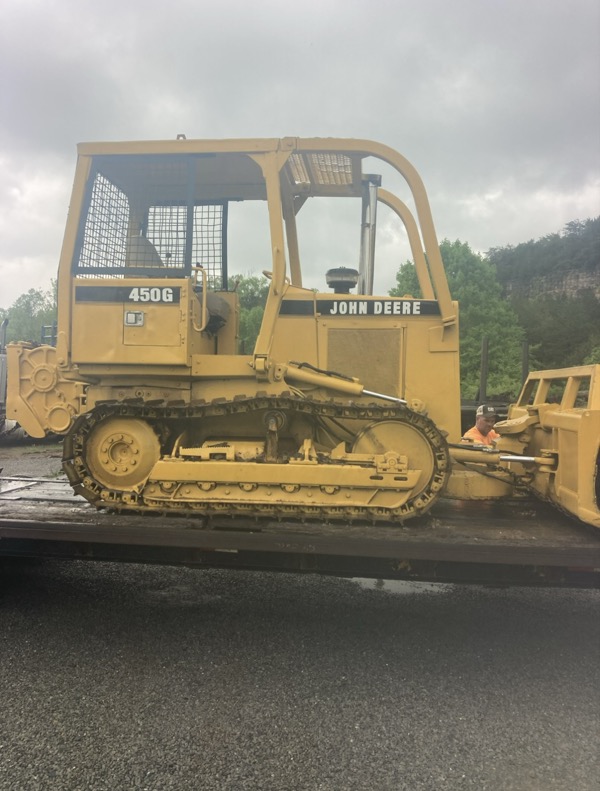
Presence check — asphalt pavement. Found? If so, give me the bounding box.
[1,561,598,791]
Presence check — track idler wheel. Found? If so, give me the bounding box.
[84,417,160,491]
[352,418,448,506]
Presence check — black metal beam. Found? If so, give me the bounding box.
[1,538,598,588]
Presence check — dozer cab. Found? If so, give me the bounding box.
[6,137,600,527]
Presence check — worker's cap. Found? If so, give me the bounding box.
[476,404,498,417]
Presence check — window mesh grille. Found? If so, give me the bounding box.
[193,204,224,286]
[146,205,187,268]
[73,158,227,283]
[77,174,129,272]
[144,204,224,283]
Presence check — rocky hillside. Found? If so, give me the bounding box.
[488,218,600,299]
[487,218,600,369]
[503,268,600,299]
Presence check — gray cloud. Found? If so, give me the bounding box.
[1,0,598,306]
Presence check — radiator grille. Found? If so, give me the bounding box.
[326,329,402,397]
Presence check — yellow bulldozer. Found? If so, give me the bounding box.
[6,137,600,527]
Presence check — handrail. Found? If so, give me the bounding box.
[191,265,209,333]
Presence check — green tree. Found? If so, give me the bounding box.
[228,273,270,352]
[511,290,600,369]
[229,274,270,311]
[391,240,525,398]
[1,284,57,344]
[488,219,600,368]
[583,345,600,365]
[488,217,600,286]
[238,305,265,354]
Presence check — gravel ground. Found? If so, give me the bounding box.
[0,440,64,478]
[1,561,598,791]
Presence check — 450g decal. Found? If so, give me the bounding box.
[75,286,181,304]
[128,286,174,303]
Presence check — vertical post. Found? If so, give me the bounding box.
[521,340,529,385]
[281,181,302,287]
[221,201,229,290]
[0,318,7,415]
[184,158,195,275]
[0,318,8,351]
[358,175,381,295]
[479,336,489,402]
[250,150,291,361]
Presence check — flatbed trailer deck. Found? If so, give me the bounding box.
[1,476,599,588]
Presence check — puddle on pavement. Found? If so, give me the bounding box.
[352,578,452,595]
[144,584,223,607]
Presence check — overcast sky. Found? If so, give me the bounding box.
[1,0,599,308]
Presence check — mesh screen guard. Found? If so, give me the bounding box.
[73,155,228,286]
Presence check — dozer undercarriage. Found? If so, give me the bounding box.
[63,396,450,522]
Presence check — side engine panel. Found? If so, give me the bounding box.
[271,290,461,441]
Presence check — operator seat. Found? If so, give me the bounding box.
[126,234,164,269]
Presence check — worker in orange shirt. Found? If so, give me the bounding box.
[462,404,500,446]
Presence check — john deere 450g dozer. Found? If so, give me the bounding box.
[6,138,600,527]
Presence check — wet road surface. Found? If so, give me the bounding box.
[1,561,598,790]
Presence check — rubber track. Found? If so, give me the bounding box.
[63,394,451,523]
